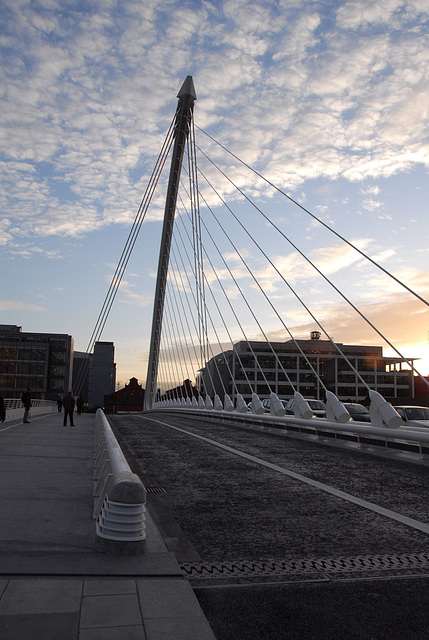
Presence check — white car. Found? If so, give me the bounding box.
[393,405,429,428]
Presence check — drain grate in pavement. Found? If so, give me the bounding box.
[145,486,167,494]
[180,552,429,580]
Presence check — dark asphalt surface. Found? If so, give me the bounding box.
[110,411,429,639]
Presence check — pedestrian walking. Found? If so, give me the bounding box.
[0,394,6,423]
[63,391,75,427]
[76,395,83,415]
[57,397,63,412]
[21,387,31,423]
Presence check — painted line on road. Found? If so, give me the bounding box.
[142,415,429,536]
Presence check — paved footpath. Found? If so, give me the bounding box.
[0,411,216,640]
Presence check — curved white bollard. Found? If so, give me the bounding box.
[236,394,248,413]
[325,391,350,423]
[251,393,264,415]
[214,395,223,411]
[293,392,313,420]
[224,395,234,412]
[270,392,286,416]
[369,390,401,428]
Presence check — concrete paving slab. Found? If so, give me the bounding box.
[83,579,137,596]
[0,612,79,640]
[0,498,93,548]
[137,578,206,619]
[0,578,82,614]
[144,616,217,640]
[80,593,142,629]
[79,625,146,640]
[0,550,182,576]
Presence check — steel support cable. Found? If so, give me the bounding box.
[195,124,429,308]
[175,188,256,397]
[196,166,371,393]
[158,344,170,399]
[189,161,321,391]
[77,118,175,381]
[162,293,187,398]
[165,278,194,394]
[195,149,427,389]
[173,205,245,399]
[168,243,206,390]
[168,245,222,400]
[192,186,300,395]
[158,300,180,399]
[189,120,208,371]
[170,220,231,400]
[183,152,321,389]
[175,187,273,398]
[74,116,176,395]
[170,224,229,400]
[165,269,201,396]
[187,132,203,368]
[185,133,206,378]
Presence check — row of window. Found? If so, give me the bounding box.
[234,372,410,386]
[232,356,403,372]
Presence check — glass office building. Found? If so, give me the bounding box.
[0,325,73,400]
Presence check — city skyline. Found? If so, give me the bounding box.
[1,0,428,387]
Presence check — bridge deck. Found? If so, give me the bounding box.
[0,411,215,639]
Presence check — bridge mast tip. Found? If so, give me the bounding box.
[177,75,197,100]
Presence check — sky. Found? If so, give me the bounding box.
[1,0,428,389]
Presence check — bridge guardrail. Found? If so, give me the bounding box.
[3,398,57,421]
[93,409,147,553]
[148,406,429,461]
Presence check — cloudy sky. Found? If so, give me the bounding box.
[1,0,428,388]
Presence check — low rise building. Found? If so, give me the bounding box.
[201,333,416,404]
[104,377,144,413]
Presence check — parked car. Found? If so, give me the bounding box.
[284,398,326,418]
[343,402,371,422]
[261,398,288,412]
[393,406,429,428]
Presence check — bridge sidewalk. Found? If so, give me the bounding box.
[0,411,215,640]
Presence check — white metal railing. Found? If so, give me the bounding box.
[94,409,147,546]
[3,398,57,421]
[150,391,429,461]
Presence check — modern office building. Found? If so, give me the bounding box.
[0,324,73,400]
[201,332,416,403]
[72,341,116,409]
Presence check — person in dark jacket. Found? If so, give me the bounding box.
[76,395,83,415]
[21,388,31,423]
[0,395,6,423]
[63,391,75,427]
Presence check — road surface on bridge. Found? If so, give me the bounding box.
[109,411,429,639]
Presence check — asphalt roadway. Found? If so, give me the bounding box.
[110,411,429,640]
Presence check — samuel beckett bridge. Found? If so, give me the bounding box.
[3,77,429,640]
[79,75,428,438]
